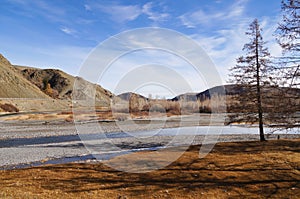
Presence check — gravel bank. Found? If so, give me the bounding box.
[0,116,299,169]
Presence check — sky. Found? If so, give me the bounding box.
[0,0,283,98]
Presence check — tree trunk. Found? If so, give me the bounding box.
[255,27,266,142]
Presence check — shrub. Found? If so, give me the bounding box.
[199,106,212,113]
[44,83,59,98]
[0,103,19,112]
[150,104,165,113]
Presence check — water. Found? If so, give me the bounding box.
[92,125,299,139]
[1,125,298,170]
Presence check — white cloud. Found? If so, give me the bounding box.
[107,5,141,23]
[87,3,142,23]
[85,2,169,24]
[260,17,283,57]
[142,2,169,22]
[60,27,76,36]
[179,0,248,28]
[179,10,208,28]
[8,0,67,23]
[98,54,206,97]
[227,0,248,18]
[191,17,281,84]
[33,0,65,17]
[178,15,196,28]
[79,28,222,96]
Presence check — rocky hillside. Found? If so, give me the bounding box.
[0,53,114,112]
[16,65,113,106]
[0,54,50,99]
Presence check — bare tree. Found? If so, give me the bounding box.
[228,19,274,141]
[276,0,300,87]
[275,0,300,129]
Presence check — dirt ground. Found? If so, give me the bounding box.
[0,139,299,199]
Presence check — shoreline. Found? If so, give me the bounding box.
[0,113,297,140]
[1,115,299,170]
[1,133,299,170]
[0,139,299,198]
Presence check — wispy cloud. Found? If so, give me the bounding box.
[192,16,281,83]
[6,0,67,23]
[79,28,221,95]
[85,1,169,24]
[179,0,248,28]
[227,0,247,18]
[60,27,77,36]
[85,3,142,23]
[2,0,281,96]
[142,2,169,22]
[103,5,141,23]
[193,24,249,82]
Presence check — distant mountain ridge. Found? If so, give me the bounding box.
[172,84,300,103]
[1,53,299,114]
[172,85,239,102]
[117,92,148,101]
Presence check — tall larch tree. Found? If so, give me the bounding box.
[228,19,274,141]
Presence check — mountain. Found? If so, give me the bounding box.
[172,84,300,102]
[196,85,241,101]
[15,65,113,107]
[0,54,50,99]
[171,93,198,102]
[0,53,114,112]
[172,85,238,102]
[117,92,148,101]
[112,92,149,112]
[2,52,298,115]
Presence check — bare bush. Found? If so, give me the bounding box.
[0,103,19,112]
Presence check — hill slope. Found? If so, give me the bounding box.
[16,66,113,107]
[172,85,236,102]
[117,92,148,101]
[0,54,50,99]
[172,84,299,102]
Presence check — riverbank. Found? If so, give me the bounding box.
[0,139,299,198]
[1,121,299,169]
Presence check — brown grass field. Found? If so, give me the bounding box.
[0,139,299,199]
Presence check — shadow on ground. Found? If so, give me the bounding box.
[0,139,299,198]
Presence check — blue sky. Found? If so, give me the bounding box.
[0,0,282,97]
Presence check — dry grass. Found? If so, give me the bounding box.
[0,139,299,198]
[112,99,182,115]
